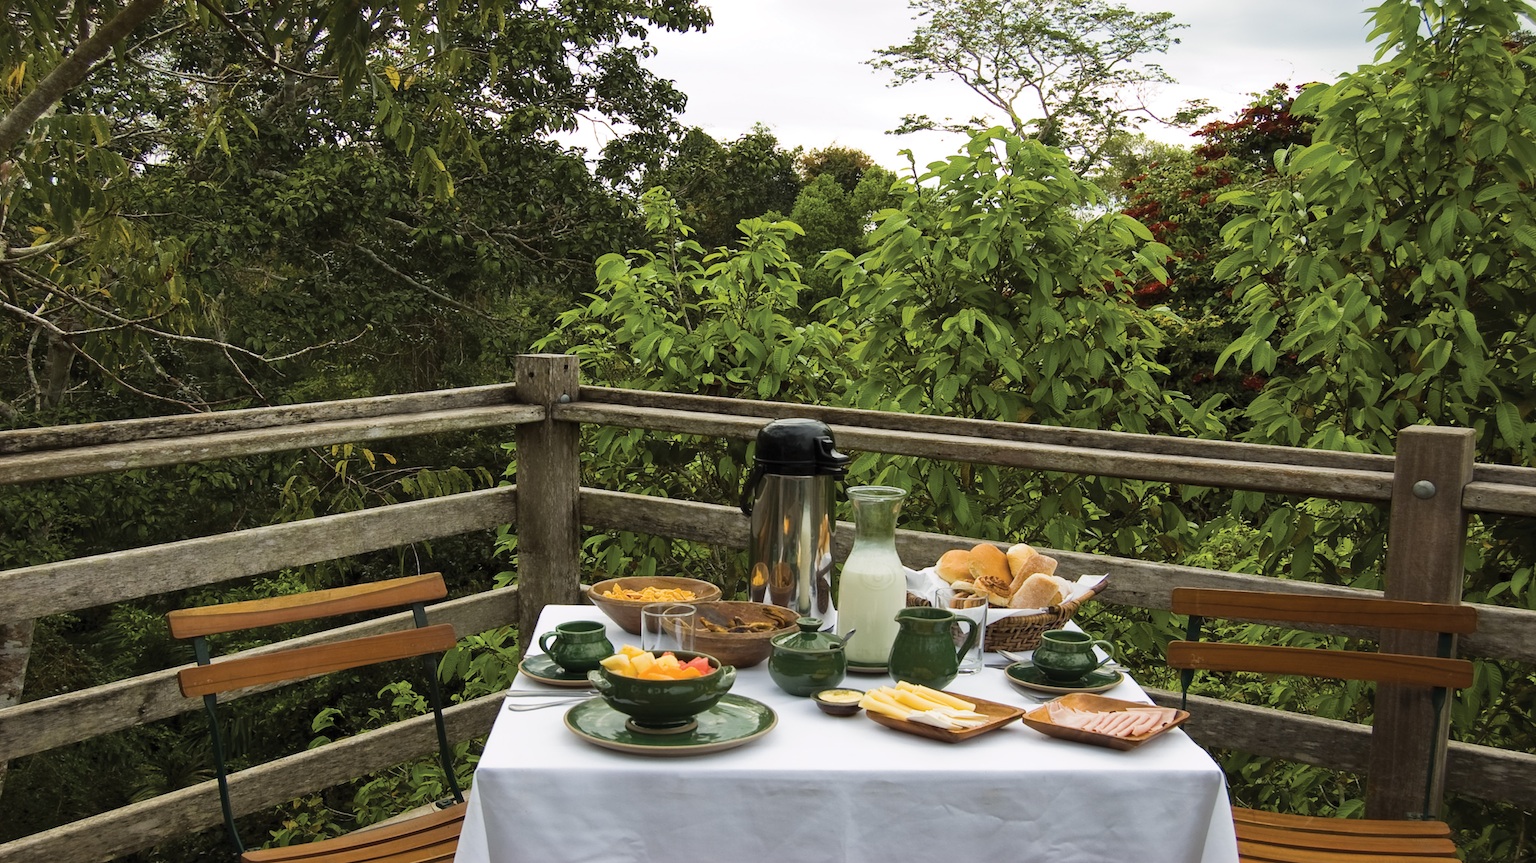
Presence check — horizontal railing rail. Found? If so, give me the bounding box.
[0,384,522,456]
[0,487,518,623]
[559,400,1536,514]
[0,404,543,485]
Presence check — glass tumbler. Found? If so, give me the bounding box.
[641,603,697,654]
[934,586,988,674]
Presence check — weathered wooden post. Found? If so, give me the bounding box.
[1370,425,1476,819]
[513,354,582,658]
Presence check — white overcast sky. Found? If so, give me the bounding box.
[566,0,1383,169]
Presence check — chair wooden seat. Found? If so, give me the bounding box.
[169,574,468,862]
[241,801,467,863]
[1233,807,1458,861]
[1168,588,1475,863]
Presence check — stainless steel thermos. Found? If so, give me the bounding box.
[739,419,850,619]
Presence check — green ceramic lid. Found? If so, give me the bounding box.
[771,618,845,653]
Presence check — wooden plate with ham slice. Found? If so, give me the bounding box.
[1020,693,1189,751]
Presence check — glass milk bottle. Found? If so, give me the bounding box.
[836,486,908,668]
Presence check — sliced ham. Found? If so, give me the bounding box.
[1043,703,1179,739]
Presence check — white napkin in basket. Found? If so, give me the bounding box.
[904,566,1108,623]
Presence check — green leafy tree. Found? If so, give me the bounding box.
[1216,3,1536,459]
[787,164,902,303]
[640,125,805,252]
[817,128,1227,557]
[1118,86,1313,412]
[0,1,710,418]
[799,145,876,192]
[870,0,1185,171]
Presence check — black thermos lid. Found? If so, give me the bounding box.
[752,418,850,476]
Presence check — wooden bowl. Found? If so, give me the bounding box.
[691,601,800,668]
[586,577,722,635]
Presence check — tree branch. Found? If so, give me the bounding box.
[348,243,508,322]
[0,0,167,156]
[192,0,340,82]
[8,265,367,364]
[0,296,208,411]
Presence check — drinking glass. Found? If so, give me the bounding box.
[641,603,697,654]
[934,586,988,674]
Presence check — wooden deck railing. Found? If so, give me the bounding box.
[2,353,1535,862]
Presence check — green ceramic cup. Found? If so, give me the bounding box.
[586,651,736,729]
[537,620,614,673]
[1032,629,1115,682]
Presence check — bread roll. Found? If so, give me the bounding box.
[1006,543,1058,591]
[968,544,1010,586]
[935,549,972,584]
[1009,572,1067,609]
[974,572,1014,606]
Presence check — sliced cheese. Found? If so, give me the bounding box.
[894,681,975,711]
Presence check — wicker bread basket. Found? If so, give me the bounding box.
[906,576,1109,653]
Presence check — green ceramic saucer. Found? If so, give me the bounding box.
[1005,662,1124,695]
[564,694,777,756]
[519,654,594,688]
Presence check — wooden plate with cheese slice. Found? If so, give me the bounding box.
[1021,692,1188,750]
[863,690,1026,743]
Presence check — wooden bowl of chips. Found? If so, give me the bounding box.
[691,601,800,668]
[585,576,722,635]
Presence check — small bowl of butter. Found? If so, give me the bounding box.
[813,688,865,716]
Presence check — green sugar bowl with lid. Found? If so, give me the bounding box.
[768,618,849,696]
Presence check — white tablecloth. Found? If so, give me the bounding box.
[455,605,1239,863]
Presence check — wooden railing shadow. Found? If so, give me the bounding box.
[2,353,1534,862]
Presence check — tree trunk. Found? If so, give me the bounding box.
[0,620,36,795]
[41,324,75,409]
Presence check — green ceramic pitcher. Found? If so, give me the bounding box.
[888,606,979,690]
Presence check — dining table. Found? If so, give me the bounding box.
[453,604,1241,863]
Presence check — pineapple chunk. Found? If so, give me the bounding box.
[599,654,633,675]
[655,653,681,671]
[630,652,657,675]
[618,644,645,658]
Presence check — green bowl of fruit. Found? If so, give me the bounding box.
[588,647,736,732]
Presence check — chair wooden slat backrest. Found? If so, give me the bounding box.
[177,625,459,697]
[1169,588,1475,694]
[1168,587,1476,859]
[168,573,460,860]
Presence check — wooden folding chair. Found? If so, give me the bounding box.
[1168,588,1477,863]
[168,573,467,863]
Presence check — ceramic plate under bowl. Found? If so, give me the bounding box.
[518,654,595,688]
[564,694,777,756]
[1004,663,1124,695]
[864,691,1025,743]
